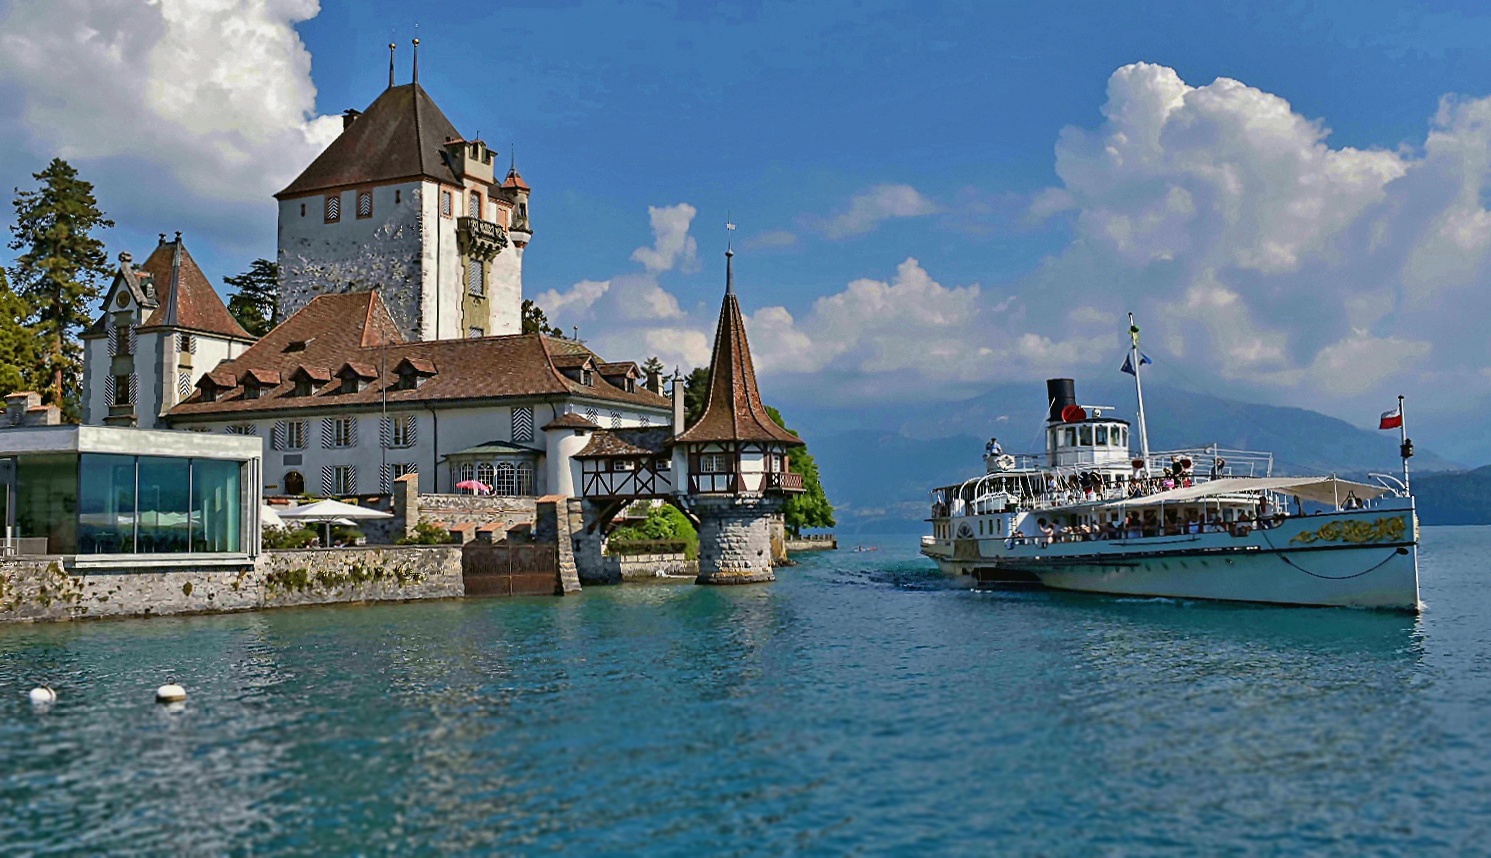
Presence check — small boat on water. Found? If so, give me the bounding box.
[919,317,1420,611]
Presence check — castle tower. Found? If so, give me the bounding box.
[274,72,530,342]
[675,248,805,584]
[81,235,255,428]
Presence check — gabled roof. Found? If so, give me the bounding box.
[137,237,255,341]
[166,291,671,418]
[675,250,802,446]
[502,166,530,192]
[83,254,159,338]
[277,83,463,198]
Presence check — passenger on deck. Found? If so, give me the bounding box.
[1209,457,1226,481]
[1037,518,1054,547]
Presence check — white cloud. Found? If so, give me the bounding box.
[744,229,797,249]
[816,184,939,239]
[0,0,339,204]
[630,203,699,273]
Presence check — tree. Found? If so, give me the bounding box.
[766,405,836,537]
[642,355,665,381]
[0,270,39,397]
[521,298,563,336]
[682,365,710,428]
[8,158,113,417]
[224,258,279,337]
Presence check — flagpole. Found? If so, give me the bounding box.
[1128,313,1151,474]
[1398,394,1411,494]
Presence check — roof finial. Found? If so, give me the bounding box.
[174,230,182,243]
[388,41,396,89]
[725,246,735,295]
[411,26,419,84]
[158,233,166,244]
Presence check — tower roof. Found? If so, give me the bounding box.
[276,83,462,198]
[137,236,254,341]
[675,250,802,446]
[502,165,530,192]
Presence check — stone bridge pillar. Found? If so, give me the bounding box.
[693,495,783,585]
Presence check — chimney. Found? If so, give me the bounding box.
[645,369,662,394]
[342,108,361,130]
[671,372,686,435]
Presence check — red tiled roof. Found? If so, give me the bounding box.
[676,252,802,446]
[598,361,640,377]
[277,84,463,198]
[137,238,254,341]
[573,427,675,458]
[241,368,281,386]
[166,291,671,419]
[501,167,530,192]
[542,412,599,430]
[339,362,378,379]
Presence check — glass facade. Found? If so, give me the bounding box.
[8,453,248,556]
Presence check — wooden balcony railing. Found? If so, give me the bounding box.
[766,472,805,492]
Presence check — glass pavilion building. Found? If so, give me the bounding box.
[0,425,262,564]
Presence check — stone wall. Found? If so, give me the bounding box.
[694,495,783,585]
[611,553,696,581]
[416,494,537,530]
[0,546,463,624]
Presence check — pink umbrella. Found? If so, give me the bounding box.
[455,479,492,494]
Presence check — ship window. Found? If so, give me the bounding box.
[1079,426,1093,445]
[1064,428,1076,447]
[1095,426,1108,445]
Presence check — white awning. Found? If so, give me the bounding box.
[1102,476,1391,509]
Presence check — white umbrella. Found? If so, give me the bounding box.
[261,505,285,529]
[279,500,392,546]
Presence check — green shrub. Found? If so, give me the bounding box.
[608,504,697,558]
[398,521,453,545]
[263,525,318,549]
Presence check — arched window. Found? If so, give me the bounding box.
[476,462,494,490]
[494,463,517,495]
[284,471,305,495]
[459,462,475,486]
[515,463,534,496]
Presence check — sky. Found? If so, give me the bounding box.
[5,1,1491,460]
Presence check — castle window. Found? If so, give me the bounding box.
[225,424,256,436]
[469,191,480,217]
[300,203,306,217]
[468,327,484,338]
[494,463,516,495]
[440,190,452,217]
[114,323,132,356]
[178,372,190,399]
[467,259,484,297]
[395,189,401,204]
[294,377,312,397]
[477,462,495,490]
[518,202,527,221]
[324,194,340,223]
[584,407,599,424]
[113,374,131,406]
[332,465,355,495]
[515,463,534,496]
[390,415,415,448]
[331,417,355,448]
[583,370,594,386]
[610,411,622,429]
[178,333,195,353]
[284,470,305,495]
[357,190,372,218]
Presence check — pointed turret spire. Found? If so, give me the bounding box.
[411,37,419,83]
[674,249,802,447]
[388,42,396,89]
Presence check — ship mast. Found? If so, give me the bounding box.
[1128,313,1151,473]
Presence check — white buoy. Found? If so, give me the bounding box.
[28,686,56,705]
[155,683,186,704]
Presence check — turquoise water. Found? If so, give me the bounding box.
[2,528,1488,855]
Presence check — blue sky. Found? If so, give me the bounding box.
[6,1,1491,459]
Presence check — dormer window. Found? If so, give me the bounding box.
[295,377,312,397]
[583,370,593,386]
[336,363,377,394]
[289,366,330,397]
[244,383,261,400]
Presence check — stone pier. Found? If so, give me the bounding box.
[693,495,783,585]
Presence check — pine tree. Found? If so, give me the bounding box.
[224,258,279,337]
[0,270,39,397]
[8,158,113,418]
[521,298,563,336]
[642,355,665,380]
[683,365,710,428]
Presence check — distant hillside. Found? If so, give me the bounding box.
[1411,466,1491,525]
[807,381,1459,532]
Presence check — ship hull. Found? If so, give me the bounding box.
[922,505,1420,611]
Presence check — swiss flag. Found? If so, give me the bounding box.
[1379,405,1403,430]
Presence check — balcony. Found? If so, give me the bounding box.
[456,216,508,261]
[766,472,805,493]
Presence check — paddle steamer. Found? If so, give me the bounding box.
[920,319,1420,611]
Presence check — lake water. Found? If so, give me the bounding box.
[2,527,1489,855]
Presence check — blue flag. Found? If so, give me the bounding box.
[1120,352,1152,375]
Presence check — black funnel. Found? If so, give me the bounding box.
[1046,378,1076,422]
